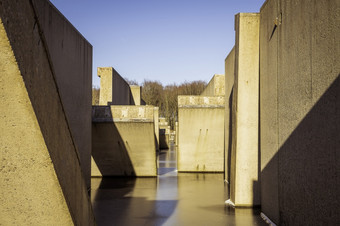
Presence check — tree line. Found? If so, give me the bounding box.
[92,79,207,129]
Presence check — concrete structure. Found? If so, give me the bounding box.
[224,47,235,183]
[0,0,95,225]
[259,0,339,224]
[98,67,134,105]
[177,96,225,172]
[228,13,260,207]
[130,85,142,105]
[200,74,225,96]
[154,107,160,151]
[92,106,157,177]
[159,117,170,149]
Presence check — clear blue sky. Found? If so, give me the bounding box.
[49,0,265,87]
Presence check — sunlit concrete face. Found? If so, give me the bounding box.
[0,18,73,226]
[92,105,157,177]
[178,96,225,172]
[200,74,225,96]
[130,85,142,105]
[229,13,260,207]
[91,146,267,226]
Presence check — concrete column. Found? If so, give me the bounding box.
[130,85,141,105]
[98,67,113,105]
[224,47,235,183]
[154,107,159,151]
[228,13,260,207]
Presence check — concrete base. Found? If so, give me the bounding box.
[92,106,157,177]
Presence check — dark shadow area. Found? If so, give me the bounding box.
[92,107,136,176]
[159,129,169,149]
[261,75,340,225]
[227,88,234,184]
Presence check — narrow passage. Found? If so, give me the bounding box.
[91,145,266,226]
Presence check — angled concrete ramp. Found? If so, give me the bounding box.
[0,0,95,225]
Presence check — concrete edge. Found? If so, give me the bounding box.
[178,105,225,109]
[261,212,277,226]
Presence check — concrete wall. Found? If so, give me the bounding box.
[260,0,340,224]
[0,1,95,225]
[92,106,157,177]
[178,96,225,172]
[224,47,235,183]
[98,67,133,105]
[130,85,142,105]
[154,107,159,151]
[159,117,170,149]
[34,0,92,191]
[229,13,260,207]
[200,74,225,96]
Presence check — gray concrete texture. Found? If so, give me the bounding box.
[259,0,340,224]
[224,47,235,183]
[92,106,157,177]
[178,96,225,172]
[98,67,135,106]
[0,0,95,225]
[229,13,260,207]
[200,74,225,96]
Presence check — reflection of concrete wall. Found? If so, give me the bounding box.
[92,106,157,177]
[178,96,224,172]
[200,74,225,96]
[230,13,260,207]
[0,1,95,225]
[224,47,235,183]
[260,0,339,224]
[98,67,133,105]
[34,0,92,190]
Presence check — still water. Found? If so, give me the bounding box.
[91,145,267,226]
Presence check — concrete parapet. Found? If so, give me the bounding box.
[178,96,225,172]
[92,105,157,177]
[130,85,142,105]
[200,74,225,96]
[224,47,235,183]
[98,67,133,105]
[0,0,95,224]
[229,13,260,207]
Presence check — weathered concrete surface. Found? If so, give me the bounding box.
[34,0,93,191]
[224,47,235,183]
[178,96,225,172]
[159,117,170,149]
[0,1,95,225]
[130,85,142,105]
[200,74,225,96]
[260,0,340,224]
[92,106,157,177]
[98,67,133,105]
[230,13,260,207]
[154,107,159,151]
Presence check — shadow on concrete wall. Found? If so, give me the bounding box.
[92,120,136,176]
[159,129,169,150]
[226,88,234,185]
[261,75,339,224]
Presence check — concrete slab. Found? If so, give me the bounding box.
[178,96,225,172]
[92,106,157,177]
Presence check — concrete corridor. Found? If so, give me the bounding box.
[91,145,266,226]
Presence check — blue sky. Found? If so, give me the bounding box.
[49,0,265,87]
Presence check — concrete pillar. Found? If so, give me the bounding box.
[130,85,141,105]
[154,107,159,151]
[98,67,113,105]
[175,122,179,146]
[228,13,260,207]
[224,47,235,183]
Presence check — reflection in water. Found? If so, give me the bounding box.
[91,144,266,226]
